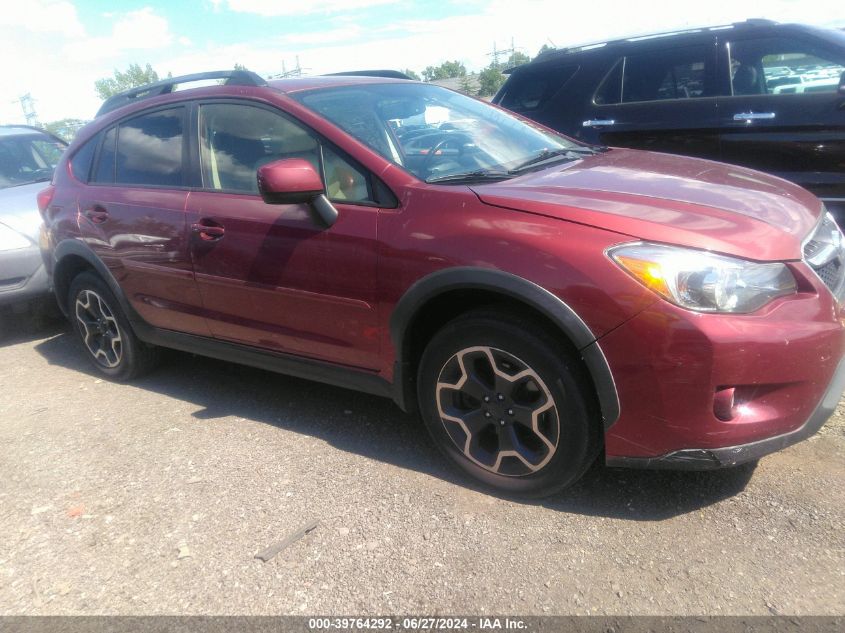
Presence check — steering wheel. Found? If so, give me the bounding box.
[422,132,474,176]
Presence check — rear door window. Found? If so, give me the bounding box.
[594,46,710,104]
[498,65,579,112]
[115,108,185,187]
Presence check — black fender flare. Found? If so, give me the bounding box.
[51,239,139,325]
[389,267,620,429]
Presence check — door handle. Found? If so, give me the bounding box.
[83,207,109,224]
[733,112,776,122]
[192,220,225,241]
[582,119,616,127]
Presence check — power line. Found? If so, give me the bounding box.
[270,56,310,79]
[486,38,520,67]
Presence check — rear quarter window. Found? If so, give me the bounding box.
[92,127,116,184]
[70,133,100,183]
[498,65,579,112]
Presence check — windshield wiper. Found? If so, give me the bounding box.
[426,170,513,184]
[509,149,584,173]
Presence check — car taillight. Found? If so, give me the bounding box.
[37,185,55,219]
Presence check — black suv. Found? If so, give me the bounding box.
[493,20,845,221]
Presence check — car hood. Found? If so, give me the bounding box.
[0,180,48,242]
[470,149,822,261]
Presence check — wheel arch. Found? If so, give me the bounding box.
[389,267,620,429]
[52,240,135,322]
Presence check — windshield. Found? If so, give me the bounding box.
[0,134,66,189]
[294,82,585,182]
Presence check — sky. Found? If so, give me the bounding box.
[1,0,843,125]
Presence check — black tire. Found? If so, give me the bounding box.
[67,271,159,381]
[417,309,602,498]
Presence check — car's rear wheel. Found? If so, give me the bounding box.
[68,272,158,381]
[417,310,602,497]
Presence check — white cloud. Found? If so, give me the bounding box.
[224,0,396,17]
[0,0,84,37]
[64,7,173,63]
[282,26,364,46]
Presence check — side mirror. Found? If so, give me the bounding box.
[839,70,845,95]
[257,158,338,227]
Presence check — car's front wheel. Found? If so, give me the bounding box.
[68,272,159,381]
[417,310,602,497]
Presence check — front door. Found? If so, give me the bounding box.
[186,101,381,370]
[716,34,845,218]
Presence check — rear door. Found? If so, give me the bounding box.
[715,33,845,213]
[77,106,210,336]
[579,39,721,161]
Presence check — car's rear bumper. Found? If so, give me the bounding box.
[0,246,50,307]
[606,355,845,470]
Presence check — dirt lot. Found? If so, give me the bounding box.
[0,313,843,615]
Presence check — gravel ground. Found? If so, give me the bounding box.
[0,313,843,616]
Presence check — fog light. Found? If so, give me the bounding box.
[714,387,736,421]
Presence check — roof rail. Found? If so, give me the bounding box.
[535,18,780,60]
[325,70,413,80]
[95,69,267,118]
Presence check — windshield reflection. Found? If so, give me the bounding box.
[296,83,585,183]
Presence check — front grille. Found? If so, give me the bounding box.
[803,211,845,303]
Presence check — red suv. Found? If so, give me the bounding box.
[39,70,845,497]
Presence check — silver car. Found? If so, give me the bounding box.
[0,125,67,310]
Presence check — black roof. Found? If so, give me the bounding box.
[0,124,67,144]
[529,19,783,65]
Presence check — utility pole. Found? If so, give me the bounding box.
[16,93,40,127]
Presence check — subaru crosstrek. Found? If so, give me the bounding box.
[39,70,845,497]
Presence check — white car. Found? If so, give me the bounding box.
[0,125,67,311]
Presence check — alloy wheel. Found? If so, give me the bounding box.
[74,289,123,368]
[435,346,560,476]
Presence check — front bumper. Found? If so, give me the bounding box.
[599,261,845,468]
[607,355,845,470]
[0,246,50,307]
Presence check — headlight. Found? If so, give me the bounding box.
[0,222,32,251]
[609,242,797,313]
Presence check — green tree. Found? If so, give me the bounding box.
[422,60,467,82]
[506,51,531,68]
[233,63,248,71]
[458,74,475,95]
[94,63,167,100]
[477,66,506,97]
[537,43,554,57]
[44,118,87,142]
[403,68,421,80]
